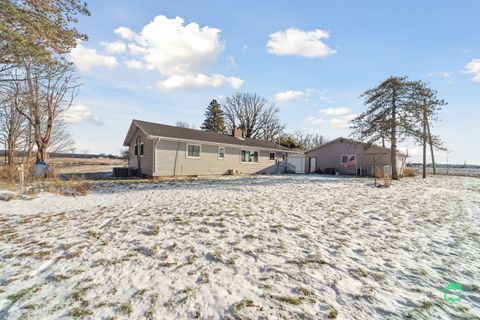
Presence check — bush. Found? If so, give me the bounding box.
[403,167,419,177]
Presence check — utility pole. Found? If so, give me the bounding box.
[422,100,427,179]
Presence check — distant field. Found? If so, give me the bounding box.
[47,157,127,177]
[409,166,480,177]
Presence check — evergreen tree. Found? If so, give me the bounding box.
[351,76,419,180]
[201,99,226,133]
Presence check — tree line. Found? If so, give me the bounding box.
[0,0,89,165]
[196,93,327,151]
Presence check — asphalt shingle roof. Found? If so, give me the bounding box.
[132,119,290,151]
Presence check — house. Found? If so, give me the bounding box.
[304,137,407,176]
[122,119,299,177]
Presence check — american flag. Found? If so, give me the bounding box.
[344,156,357,168]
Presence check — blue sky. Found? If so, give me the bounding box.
[65,0,480,164]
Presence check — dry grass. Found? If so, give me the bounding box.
[0,163,92,197]
[403,167,419,177]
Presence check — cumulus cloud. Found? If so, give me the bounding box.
[68,43,117,72]
[319,107,351,116]
[267,28,336,58]
[110,15,243,90]
[120,16,224,75]
[102,41,127,54]
[274,90,305,103]
[157,74,243,90]
[462,59,480,82]
[114,26,136,40]
[305,116,325,125]
[63,104,104,126]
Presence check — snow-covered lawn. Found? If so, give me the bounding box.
[0,175,479,319]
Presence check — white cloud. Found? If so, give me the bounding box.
[342,114,357,121]
[329,118,350,129]
[68,43,117,72]
[102,41,127,54]
[63,104,104,126]
[319,107,351,116]
[110,15,243,90]
[125,59,146,69]
[274,90,304,103]
[267,28,336,58]
[114,26,136,40]
[462,59,480,82]
[157,74,243,90]
[305,116,325,125]
[122,15,224,76]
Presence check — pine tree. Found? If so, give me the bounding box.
[201,100,226,133]
[351,76,419,180]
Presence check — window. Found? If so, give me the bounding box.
[134,145,138,156]
[187,144,201,158]
[341,154,355,163]
[218,147,225,159]
[140,143,144,156]
[282,154,286,161]
[241,150,258,163]
[269,152,275,161]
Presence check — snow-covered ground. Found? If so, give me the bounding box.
[0,175,479,319]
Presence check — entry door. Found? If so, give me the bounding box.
[309,157,317,173]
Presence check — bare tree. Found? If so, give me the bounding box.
[0,78,27,165]
[14,62,79,162]
[410,82,447,178]
[223,93,284,140]
[176,121,196,129]
[293,130,327,150]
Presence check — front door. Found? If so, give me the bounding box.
[309,157,317,173]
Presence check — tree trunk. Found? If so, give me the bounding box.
[422,102,427,179]
[390,91,399,180]
[426,117,436,175]
[35,141,48,162]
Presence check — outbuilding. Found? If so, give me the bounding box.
[304,137,407,177]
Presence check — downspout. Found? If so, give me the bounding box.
[173,141,181,176]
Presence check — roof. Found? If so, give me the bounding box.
[305,137,407,157]
[123,119,292,152]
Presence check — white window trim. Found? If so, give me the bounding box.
[218,146,225,160]
[341,154,355,164]
[269,152,276,161]
[240,150,259,164]
[186,144,201,159]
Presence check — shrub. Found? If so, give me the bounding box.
[403,167,419,177]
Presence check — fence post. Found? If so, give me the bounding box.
[19,163,25,188]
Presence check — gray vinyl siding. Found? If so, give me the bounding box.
[305,139,405,175]
[154,139,286,176]
[128,128,154,176]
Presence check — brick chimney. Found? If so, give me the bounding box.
[233,127,243,139]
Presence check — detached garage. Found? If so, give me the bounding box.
[304,137,407,176]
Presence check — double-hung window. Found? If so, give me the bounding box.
[341,154,355,164]
[269,152,275,161]
[241,150,258,163]
[187,144,201,158]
